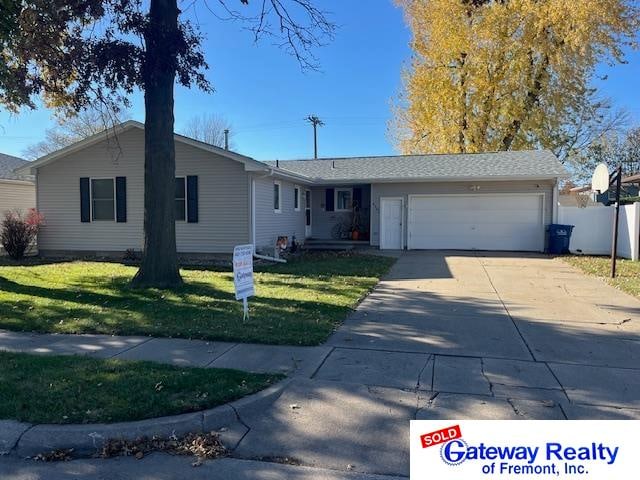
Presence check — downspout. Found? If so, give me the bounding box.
[251,168,287,263]
[552,178,559,224]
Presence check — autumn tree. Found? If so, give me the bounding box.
[569,126,640,184]
[23,107,130,159]
[393,0,639,157]
[182,113,234,149]
[1,0,333,288]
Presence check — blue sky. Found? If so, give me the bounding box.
[0,0,638,160]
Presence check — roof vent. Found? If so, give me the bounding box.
[332,160,335,169]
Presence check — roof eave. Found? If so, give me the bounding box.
[303,174,568,185]
[0,177,35,186]
[14,120,273,175]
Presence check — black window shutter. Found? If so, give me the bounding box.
[353,187,362,209]
[115,177,127,223]
[325,188,334,212]
[187,175,199,223]
[80,177,90,222]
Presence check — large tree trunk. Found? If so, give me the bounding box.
[131,0,182,288]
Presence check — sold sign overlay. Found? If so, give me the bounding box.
[410,420,637,479]
[233,244,255,320]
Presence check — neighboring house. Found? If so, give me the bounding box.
[0,153,36,216]
[0,153,36,255]
[16,121,568,256]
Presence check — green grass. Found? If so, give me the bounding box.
[0,252,394,345]
[563,255,640,298]
[0,351,281,424]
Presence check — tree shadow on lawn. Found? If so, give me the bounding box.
[0,275,354,345]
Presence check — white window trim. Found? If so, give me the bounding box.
[89,177,116,222]
[175,176,187,222]
[274,180,282,214]
[335,187,353,212]
[294,185,301,211]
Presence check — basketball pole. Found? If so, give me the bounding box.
[610,164,623,279]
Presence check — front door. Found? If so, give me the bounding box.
[380,197,403,249]
[305,190,312,238]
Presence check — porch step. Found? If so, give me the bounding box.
[302,244,356,251]
[302,239,369,251]
[304,239,369,246]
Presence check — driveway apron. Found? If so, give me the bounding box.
[231,251,640,477]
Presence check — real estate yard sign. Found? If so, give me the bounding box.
[233,244,255,320]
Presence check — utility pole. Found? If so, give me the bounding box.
[305,115,324,159]
[224,129,229,150]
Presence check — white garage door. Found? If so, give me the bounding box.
[407,194,544,251]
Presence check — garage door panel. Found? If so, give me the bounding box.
[408,195,544,252]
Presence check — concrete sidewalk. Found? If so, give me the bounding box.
[0,330,331,376]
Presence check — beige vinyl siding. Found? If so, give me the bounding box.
[36,127,249,254]
[370,180,555,247]
[175,141,249,253]
[253,175,306,251]
[0,180,35,215]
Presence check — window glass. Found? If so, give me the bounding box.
[91,179,114,221]
[175,178,186,221]
[294,187,300,210]
[274,183,281,211]
[337,189,352,210]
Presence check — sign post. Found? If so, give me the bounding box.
[233,244,255,320]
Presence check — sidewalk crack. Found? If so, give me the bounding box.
[229,404,252,451]
[204,343,240,368]
[477,257,537,361]
[544,362,572,404]
[8,423,35,456]
[108,336,154,359]
[416,354,433,391]
[480,358,494,396]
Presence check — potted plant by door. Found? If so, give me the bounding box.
[351,200,361,240]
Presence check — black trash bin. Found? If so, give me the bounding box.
[547,224,574,254]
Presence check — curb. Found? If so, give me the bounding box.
[2,377,293,459]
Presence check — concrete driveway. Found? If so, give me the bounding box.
[229,251,640,477]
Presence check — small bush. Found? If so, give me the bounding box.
[1,209,45,260]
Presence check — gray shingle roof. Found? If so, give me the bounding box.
[0,153,31,180]
[266,150,567,183]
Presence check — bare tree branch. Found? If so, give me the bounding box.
[23,105,130,159]
[181,113,234,148]
[198,0,335,70]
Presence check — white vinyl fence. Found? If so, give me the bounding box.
[558,203,640,260]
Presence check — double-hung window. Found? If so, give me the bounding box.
[274,181,282,213]
[335,188,352,211]
[294,186,301,211]
[91,178,115,221]
[175,177,187,221]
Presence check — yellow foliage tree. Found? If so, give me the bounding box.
[393,0,638,155]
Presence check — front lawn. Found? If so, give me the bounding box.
[0,351,281,424]
[0,253,394,345]
[563,255,640,298]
